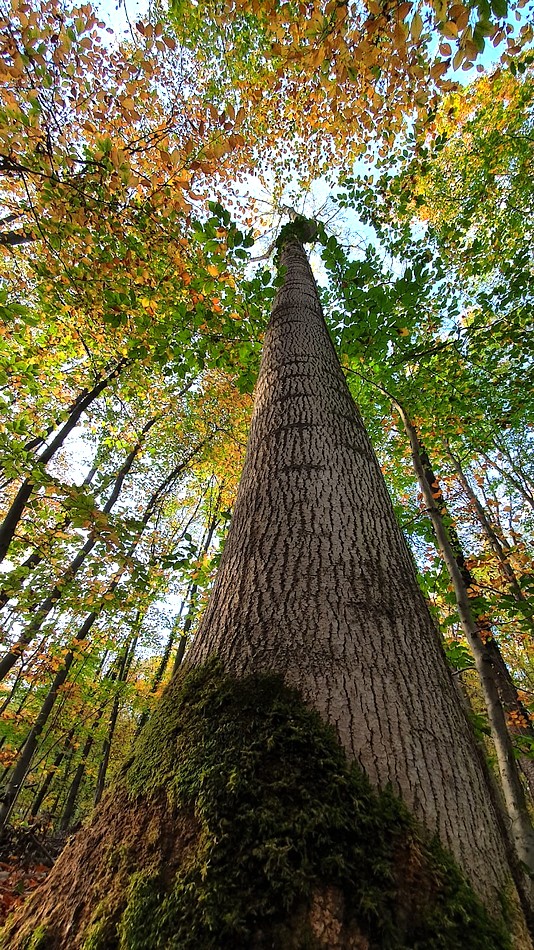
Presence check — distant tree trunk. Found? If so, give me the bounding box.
[170,513,220,677]
[48,747,76,824]
[0,460,98,610]
[0,452,207,829]
[0,416,159,680]
[448,447,534,638]
[28,728,75,819]
[135,608,184,736]
[397,407,534,875]
[94,632,139,806]
[0,633,91,831]
[481,447,534,513]
[7,229,531,947]
[0,360,127,562]
[60,728,100,832]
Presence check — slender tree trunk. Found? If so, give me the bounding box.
[136,608,184,735]
[27,653,110,823]
[48,747,76,825]
[0,664,24,714]
[0,360,127,562]
[170,515,219,677]
[0,461,98,609]
[481,449,534,513]
[447,452,534,794]
[0,416,159,680]
[448,448,534,636]
[59,732,97,832]
[172,632,188,675]
[134,494,218,732]
[7,231,531,947]
[94,633,138,806]
[136,502,221,731]
[0,641,85,830]
[423,443,534,789]
[0,452,206,828]
[28,729,75,819]
[397,407,534,876]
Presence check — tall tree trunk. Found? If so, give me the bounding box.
[7,229,531,948]
[187,235,520,896]
[397,407,534,875]
[0,360,127,562]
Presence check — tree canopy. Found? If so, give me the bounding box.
[0,0,533,924]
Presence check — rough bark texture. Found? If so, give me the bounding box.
[1,664,519,950]
[188,237,516,902]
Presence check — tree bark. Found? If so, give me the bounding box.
[185,236,522,905]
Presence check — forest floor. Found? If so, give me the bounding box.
[0,825,64,925]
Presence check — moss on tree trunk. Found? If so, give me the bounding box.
[3,661,514,949]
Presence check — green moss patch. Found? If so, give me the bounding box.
[22,926,51,950]
[115,659,509,949]
[2,660,512,949]
[275,215,319,251]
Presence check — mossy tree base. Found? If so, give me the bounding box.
[3,662,513,949]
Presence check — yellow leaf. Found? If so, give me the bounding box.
[452,47,464,69]
[442,20,459,37]
[394,21,407,45]
[411,12,423,40]
[430,59,449,79]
